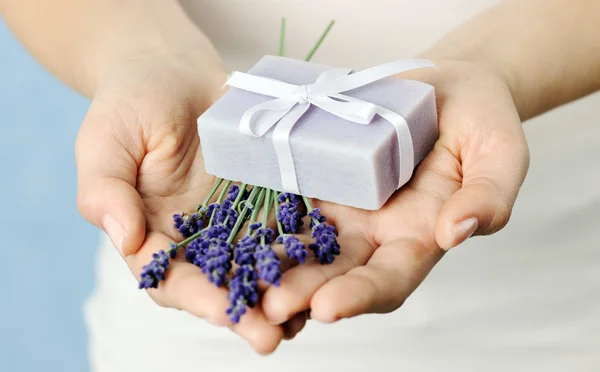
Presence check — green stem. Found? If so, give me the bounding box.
[301,195,314,213]
[227,186,260,243]
[174,225,209,249]
[246,188,266,235]
[260,189,273,245]
[305,20,335,62]
[273,191,284,236]
[195,178,224,212]
[216,180,232,204]
[279,17,286,57]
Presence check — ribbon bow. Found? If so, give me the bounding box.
[225,58,436,194]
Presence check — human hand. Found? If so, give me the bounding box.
[260,59,530,324]
[75,50,296,353]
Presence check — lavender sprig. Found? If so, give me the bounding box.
[303,196,340,264]
[274,192,308,263]
[226,265,259,323]
[173,212,204,238]
[225,187,263,323]
[277,192,304,233]
[139,245,176,289]
[173,178,225,238]
[254,189,282,286]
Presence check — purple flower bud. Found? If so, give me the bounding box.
[278,192,301,204]
[201,238,233,286]
[168,243,178,259]
[277,235,308,264]
[206,203,220,220]
[172,212,204,238]
[225,184,240,203]
[249,222,262,231]
[309,228,340,264]
[203,224,231,240]
[138,250,170,289]
[255,227,275,244]
[234,235,257,266]
[308,208,327,228]
[254,244,282,286]
[277,202,304,233]
[226,264,259,323]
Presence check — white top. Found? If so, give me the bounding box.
[84,2,600,371]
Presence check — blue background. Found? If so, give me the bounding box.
[0,20,96,371]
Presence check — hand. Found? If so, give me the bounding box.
[75,50,293,353]
[260,59,530,324]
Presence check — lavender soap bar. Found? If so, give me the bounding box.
[198,56,438,210]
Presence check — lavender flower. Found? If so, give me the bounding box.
[308,208,327,228]
[139,250,170,289]
[185,224,233,276]
[277,193,305,234]
[202,224,231,240]
[277,202,303,234]
[226,265,259,323]
[277,235,308,263]
[212,200,239,230]
[184,237,203,264]
[168,243,178,259]
[234,235,258,266]
[225,184,240,203]
[254,227,281,285]
[277,192,301,204]
[255,227,275,243]
[206,203,220,220]
[173,212,204,238]
[309,222,340,264]
[201,238,233,286]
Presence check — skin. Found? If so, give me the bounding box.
[1,0,599,355]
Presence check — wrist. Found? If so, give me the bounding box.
[78,0,224,97]
[420,41,518,101]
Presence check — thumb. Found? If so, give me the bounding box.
[75,113,146,257]
[436,130,530,250]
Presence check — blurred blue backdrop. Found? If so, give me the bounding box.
[0,20,96,372]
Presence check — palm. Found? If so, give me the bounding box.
[262,60,528,324]
[77,54,286,353]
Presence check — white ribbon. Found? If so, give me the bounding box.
[225,59,436,194]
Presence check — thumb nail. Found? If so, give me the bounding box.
[103,214,125,256]
[447,217,478,250]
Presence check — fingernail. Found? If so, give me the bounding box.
[448,217,478,250]
[103,214,125,256]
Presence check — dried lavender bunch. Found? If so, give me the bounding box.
[138,177,341,323]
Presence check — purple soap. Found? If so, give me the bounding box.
[197,55,438,210]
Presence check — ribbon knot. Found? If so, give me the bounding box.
[225,58,437,195]
[292,85,310,104]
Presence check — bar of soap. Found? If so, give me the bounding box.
[198,55,438,210]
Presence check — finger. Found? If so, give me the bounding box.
[130,232,284,355]
[262,231,375,325]
[436,115,530,250]
[309,237,443,322]
[282,312,307,340]
[75,113,146,257]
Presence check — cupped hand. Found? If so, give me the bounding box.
[74,51,290,353]
[261,59,530,324]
